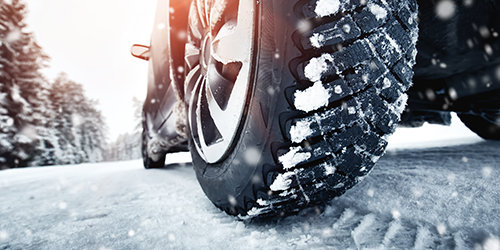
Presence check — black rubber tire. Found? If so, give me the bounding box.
[185,0,418,218]
[141,127,166,169]
[413,0,500,80]
[459,113,500,140]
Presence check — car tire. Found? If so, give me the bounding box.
[141,126,166,169]
[184,0,418,218]
[459,113,500,140]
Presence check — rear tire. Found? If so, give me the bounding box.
[142,127,166,169]
[185,0,418,218]
[459,113,500,140]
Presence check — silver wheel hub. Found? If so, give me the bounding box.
[185,0,256,163]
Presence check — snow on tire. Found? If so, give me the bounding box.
[184,0,418,219]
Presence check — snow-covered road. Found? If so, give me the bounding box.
[1,128,500,249]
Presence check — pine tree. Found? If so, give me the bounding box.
[47,73,106,165]
[0,0,50,168]
[103,97,142,161]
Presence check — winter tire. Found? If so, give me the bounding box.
[184,0,418,218]
[142,127,166,169]
[459,112,500,140]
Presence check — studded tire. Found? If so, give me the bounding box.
[184,0,418,218]
[141,125,166,169]
[459,112,500,140]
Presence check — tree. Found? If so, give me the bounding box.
[45,73,107,165]
[103,97,142,162]
[0,1,109,168]
[0,0,50,168]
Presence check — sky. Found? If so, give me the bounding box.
[24,0,157,141]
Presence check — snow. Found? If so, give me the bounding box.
[479,26,490,39]
[387,113,482,150]
[382,77,391,89]
[384,32,401,55]
[58,202,67,209]
[392,92,408,115]
[0,230,8,241]
[467,39,475,48]
[5,117,13,126]
[309,33,325,49]
[294,81,330,113]
[244,147,261,165]
[483,237,500,250]
[290,120,313,143]
[314,0,340,17]
[278,146,311,170]
[270,172,294,191]
[348,106,356,115]
[1,117,500,249]
[485,44,494,56]
[435,0,456,20]
[304,54,335,82]
[368,3,387,21]
[436,223,447,236]
[5,29,21,43]
[342,24,351,34]
[324,162,336,175]
[334,85,342,94]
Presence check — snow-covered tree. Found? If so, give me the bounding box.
[0,0,108,168]
[0,0,50,168]
[46,73,107,165]
[103,97,142,161]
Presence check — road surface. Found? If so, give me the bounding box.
[1,126,500,249]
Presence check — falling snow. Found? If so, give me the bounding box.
[0,230,8,241]
[58,202,67,209]
[436,223,447,236]
[244,147,261,165]
[435,0,456,20]
[0,136,499,249]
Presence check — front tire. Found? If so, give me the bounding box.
[185,0,419,218]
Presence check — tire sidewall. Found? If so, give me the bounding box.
[189,0,295,213]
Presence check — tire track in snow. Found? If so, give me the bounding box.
[381,219,403,247]
[1,141,500,249]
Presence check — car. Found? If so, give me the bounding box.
[131,0,500,218]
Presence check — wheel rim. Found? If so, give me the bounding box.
[185,0,256,163]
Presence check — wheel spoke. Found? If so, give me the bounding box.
[200,84,223,146]
[189,2,203,40]
[206,62,235,110]
[196,0,207,28]
[204,76,233,143]
[185,43,200,70]
[185,64,201,101]
[187,0,255,163]
[204,0,211,28]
